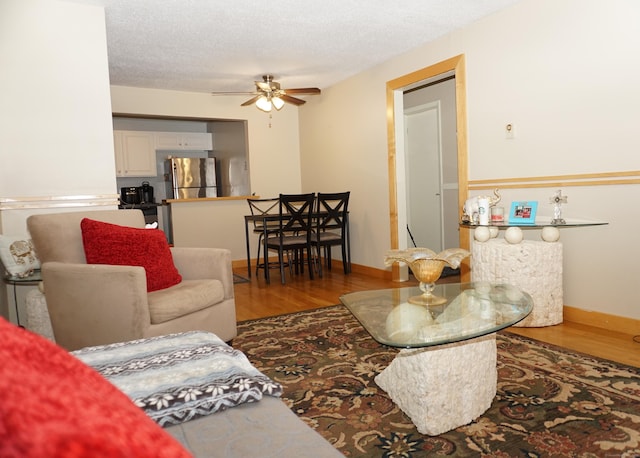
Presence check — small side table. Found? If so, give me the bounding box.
[3,269,42,327]
[462,218,607,327]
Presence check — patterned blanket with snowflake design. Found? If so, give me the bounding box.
[73,331,282,427]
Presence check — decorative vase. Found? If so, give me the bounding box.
[407,258,448,305]
[384,247,471,307]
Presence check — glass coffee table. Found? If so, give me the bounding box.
[340,282,532,435]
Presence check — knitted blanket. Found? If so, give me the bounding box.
[73,331,282,427]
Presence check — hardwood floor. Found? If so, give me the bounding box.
[232,267,640,368]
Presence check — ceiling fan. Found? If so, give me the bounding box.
[212,75,321,112]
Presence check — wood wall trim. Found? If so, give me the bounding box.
[165,195,252,204]
[469,171,640,191]
[349,263,392,280]
[0,195,119,210]
[564,305,640,336]
[232,260,393,281]
[386,55,469,282]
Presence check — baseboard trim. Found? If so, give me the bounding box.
[232,258,392,279]
[349,263,391,279]
[563,305,639,335]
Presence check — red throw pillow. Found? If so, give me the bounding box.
[0,317,192,458]
[81,218,182,292]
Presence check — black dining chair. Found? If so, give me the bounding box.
[315,191,351,276]
[246,197,280,276]
[264,193,316,284]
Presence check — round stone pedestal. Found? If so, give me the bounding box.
[471,238,563,327]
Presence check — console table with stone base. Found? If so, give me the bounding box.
[471,239,563,327]
[375,333,496,436]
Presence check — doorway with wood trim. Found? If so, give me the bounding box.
[386,55,470,282]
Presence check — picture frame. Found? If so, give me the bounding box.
[508,201,538,224]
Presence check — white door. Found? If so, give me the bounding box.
[404,103,443,251]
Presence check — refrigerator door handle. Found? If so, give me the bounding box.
[171,161,179,199]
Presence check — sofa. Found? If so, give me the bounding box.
[0,318,342,457]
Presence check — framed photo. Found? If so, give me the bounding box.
[508,201,538,224]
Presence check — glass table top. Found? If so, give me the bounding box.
[460,217,607,229]
[3,269,42,284]
[340,283,533,348]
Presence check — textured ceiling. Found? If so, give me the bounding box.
[69,0,521,94]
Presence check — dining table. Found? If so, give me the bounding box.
[243,212,350,283]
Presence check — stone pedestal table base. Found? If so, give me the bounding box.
[471,239,563,327]
[375,333,496,436]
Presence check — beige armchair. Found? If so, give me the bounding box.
[27,209,237,351]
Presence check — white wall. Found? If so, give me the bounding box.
[462,0,640,177]
[299,0,640,320]
[299,76,391,271]
[0,0,116,210]
[0,0,116,322]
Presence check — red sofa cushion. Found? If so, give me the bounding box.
[81,218,181,292]
[0,317,191,458]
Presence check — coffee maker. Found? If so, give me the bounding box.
[137,181,155,204]
[120,187,140,204]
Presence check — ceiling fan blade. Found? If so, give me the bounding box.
[241,95,263,106]
[280,94,306,106]
[282,87,321,95]
[211,91,257,96]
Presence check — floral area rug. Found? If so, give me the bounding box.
[234,305,640,457]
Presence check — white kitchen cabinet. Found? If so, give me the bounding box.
[113,131,157,177]
[155,132,213,151]
[113,131,124,175]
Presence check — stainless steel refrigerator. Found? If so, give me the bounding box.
[167,157,218,199]
[218,156,250,196]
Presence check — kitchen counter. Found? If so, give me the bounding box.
[164,195,254,204]
[118,202,162,227]
[163,198,254,265]
[118,202,163,209]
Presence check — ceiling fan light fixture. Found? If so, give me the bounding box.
[216,75,320,110]
[256,95,272,112]
[272,96,285,110]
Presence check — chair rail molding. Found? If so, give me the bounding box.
[0,195,119,211]
[468,170,640,191]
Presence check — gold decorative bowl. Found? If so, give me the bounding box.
[406,259,447,305]
[384,248,470,306]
